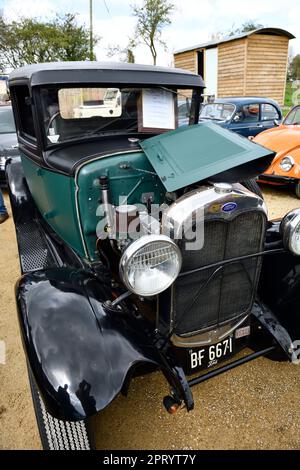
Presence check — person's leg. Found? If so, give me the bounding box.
[0,188,8,223]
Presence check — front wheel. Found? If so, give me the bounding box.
[241,179,263,199]
[28,368,94,450]
[295,181,300,199]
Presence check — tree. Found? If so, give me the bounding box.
[289,55,300,81]
[0,13,99,70]
[131,0,175,65]
[107,39,136,63]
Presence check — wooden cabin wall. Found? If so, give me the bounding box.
[217,39,246,97]
[245,34,289,105]
[174,50,197,73]
[174,33,290,105]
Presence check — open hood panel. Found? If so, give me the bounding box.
[140,122,275,192]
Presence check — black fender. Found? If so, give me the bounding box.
[16,267,162,421]
[7,155,85,272]
[5,156,36,224]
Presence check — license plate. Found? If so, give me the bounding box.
[190,336,234,371]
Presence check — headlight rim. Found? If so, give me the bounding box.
[119,234,182,296]
[281,208,300,255]
[280,155,295,172]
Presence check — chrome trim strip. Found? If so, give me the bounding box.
[171,315,248,348]
[162,183,268,240]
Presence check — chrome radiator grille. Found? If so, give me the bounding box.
[160,184,268,342]
[172,210,266,336]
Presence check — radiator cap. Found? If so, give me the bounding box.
[213,182,233,194]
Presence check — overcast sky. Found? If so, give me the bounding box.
[0,0,299,66]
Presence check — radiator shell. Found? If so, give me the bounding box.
[161,183,267,343]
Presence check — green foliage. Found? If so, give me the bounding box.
[131,0,175,65]
[0,13,99,70]
[126,47,135,64]
[285,82,293,107]
[227,21,264,37]
[289,55,300,81]
[107,39,136,63]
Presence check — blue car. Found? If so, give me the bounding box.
[199,97,282,137]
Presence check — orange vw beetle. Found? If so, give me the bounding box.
[254,105,300,197]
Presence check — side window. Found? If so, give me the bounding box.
[238,104,259,123]
[14,85,36,140]
[284,106,300,125]
[261,103,279,121]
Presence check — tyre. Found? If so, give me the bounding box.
[241,179,263,199]
[295,180,300,198]
[28,368,94,450]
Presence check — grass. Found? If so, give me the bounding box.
[281,82,294,117]
[285,81,293,107]
[282,108,290,117]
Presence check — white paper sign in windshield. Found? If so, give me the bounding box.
[142,89,175,130]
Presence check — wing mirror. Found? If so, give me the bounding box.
[233,114,240,122]
[274,119,280,126]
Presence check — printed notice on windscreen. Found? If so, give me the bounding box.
[142,89,175,130]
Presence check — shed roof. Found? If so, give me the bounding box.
[174,27,295,54]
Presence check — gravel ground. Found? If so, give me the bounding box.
[1,184,300,450]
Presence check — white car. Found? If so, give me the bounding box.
[74,88,122,118]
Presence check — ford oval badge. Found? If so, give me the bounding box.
[222,202,237,213]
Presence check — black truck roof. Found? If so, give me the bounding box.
[9,61,205,88]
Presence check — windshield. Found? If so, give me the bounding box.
[199,103,235,121]
[40,86,201,145]
[0,107,16,134]
[284,106,300,125]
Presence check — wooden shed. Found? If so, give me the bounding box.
[174,28,295,105]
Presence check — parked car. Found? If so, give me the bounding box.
[6,62,300,450]
[0,105,18,187]
[178,99,191,126]
[254,105,300,197]
[199,97,282,137]
[73,87,122,118]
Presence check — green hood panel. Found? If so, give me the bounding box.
[140,122,275,192]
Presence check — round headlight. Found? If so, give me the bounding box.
[280,156,294,172]
[281,209,300,255]
[119,235,182,296]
